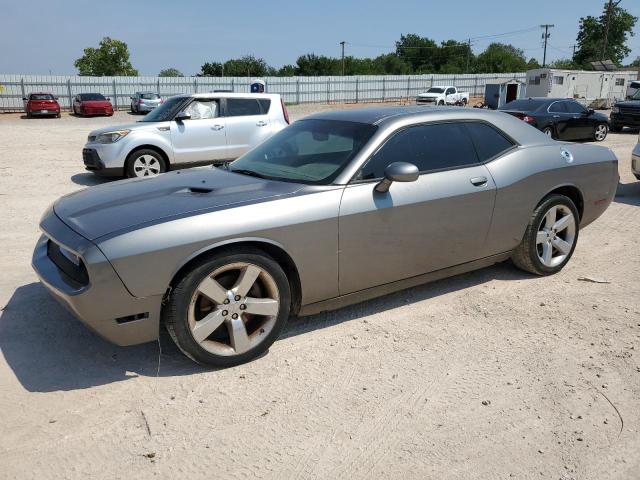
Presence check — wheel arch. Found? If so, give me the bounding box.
[165,238,302,316]
[540,184,584,220]
[125,144,171,170]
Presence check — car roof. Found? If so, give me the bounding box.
[29,92,53,95]
[303,105,553,146]
[189,92,281,100]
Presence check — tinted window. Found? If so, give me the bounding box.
[79,93,106,101]
[427,88,444,93]
[499,99,547,111]
[30,94,54,100]
[465,122,514,162]
[257,99,271,114]
[358,123,478,180]
[565,101,586,114]
[229,119,377,184]
[548,101,568,113]
[140,96,189,122]
[227,98,262,116]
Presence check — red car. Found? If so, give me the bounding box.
[73,93,114,116]
[23,92,61,118]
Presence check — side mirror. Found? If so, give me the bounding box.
[54,96,59,100]
[22,97,27,101]
[106,97,111,101]
[175,111,191,122]
[375,162,419,193]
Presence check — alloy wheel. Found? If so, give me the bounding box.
[536,205,576,268]
[594,124,607,141]
[543,127,553,137]
[132,154,161,177]
[188,262,280,356]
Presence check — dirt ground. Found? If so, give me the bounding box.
[0,105,639,480]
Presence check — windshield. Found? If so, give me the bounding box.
[427,88,445,93]
[632,90,640,100]
[30,94,53,100]
[140,96,189,122]
[228,119,378,185]
[80,93,106,101]
[499,99,547,111]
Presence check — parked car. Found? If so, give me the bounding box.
[499,97,609,142]
[73,93,114,117]
[416,86,469,106]
[610,89,640,132]
[632,133,640,180]
[626,80,640,100]
[130,91,163,114]
[82,92,290,178]
[34,106,618,367]
[23,92,61,118]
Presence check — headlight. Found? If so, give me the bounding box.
[611,106,619,113]
[95,130,130,144]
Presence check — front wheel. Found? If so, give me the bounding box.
[542,126,554,138]
[511,194,579,276]
[438,100,445,106]
[126,149,166,178]
[593,123,608,141]
[164,248,291,367]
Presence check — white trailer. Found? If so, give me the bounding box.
[525,68,635,108]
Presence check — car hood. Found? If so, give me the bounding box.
[53,168,303,241]
[614,100,640,108]
[88,122,162,136]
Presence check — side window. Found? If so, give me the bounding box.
[226,98,263,117]
[358,123,478,180]
[464,122,514,162]
[548,101,567,113]
[184,100,218,120]
[257,99,271,114]
[446,88,455,95]
[565,101,586,114]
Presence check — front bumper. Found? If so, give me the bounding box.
[610,112,640,127]
[28,109,60,116]
[31,210,161,346]
[632,144,640,176]
[82,148,123,176]
[416,97,437,104]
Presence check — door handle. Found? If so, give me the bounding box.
[256,121,267,126]
[470,176,488,187]
[211,124,224,131]
[553,115,560,118]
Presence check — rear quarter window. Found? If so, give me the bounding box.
[226,98,263,116]
[464,122,514,162]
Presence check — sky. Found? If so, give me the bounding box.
[1,0,639,75]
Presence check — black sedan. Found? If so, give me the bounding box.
[498,98,609,142]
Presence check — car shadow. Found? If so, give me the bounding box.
[0,261,529,392]
[0,282,206,392]
[70,173,117,186]
[614,180,640,207]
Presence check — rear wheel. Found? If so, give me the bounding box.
[542,126,554,138]
[593,123,608,141]
[511,194,579,276]
[164,249,291,367]
[126,149,166,178]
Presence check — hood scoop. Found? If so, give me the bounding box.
[181,186,213,195]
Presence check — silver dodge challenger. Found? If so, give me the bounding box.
[32,107,619,366]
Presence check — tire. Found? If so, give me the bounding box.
[610,123,623,133]
[511,194,580,276]
[164,248,291,367]
[593,123,608,142]
[542,126,554,138]
[438,100,445,106]
[56,113,61,118]
[462,98,468,105]
[125,149,167,178]
[26,112,32,119]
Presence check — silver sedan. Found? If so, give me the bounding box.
[33,106,619,366]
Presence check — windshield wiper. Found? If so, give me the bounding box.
[228,168,268,179]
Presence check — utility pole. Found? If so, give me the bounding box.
[465,38,471,72]
[340,41,346,76]
[601,0,622,60]
[540,24,554,67]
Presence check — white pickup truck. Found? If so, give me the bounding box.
[416,86,470,106]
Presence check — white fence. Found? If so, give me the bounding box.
[0,73,529,112]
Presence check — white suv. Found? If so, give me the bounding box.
[83,92,290,178]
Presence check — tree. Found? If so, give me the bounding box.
[200,62,224,76]
[296,54,341,76]
[549,58,578,69]
[574,2,637,68]
[629,56,640,67]
[474,43,528,73]
[371,54,412,75]
[159,67,183,77]
[395,34,439,72]
[276,64,297,76]
[223,55,272,77]
[74,37,138,76]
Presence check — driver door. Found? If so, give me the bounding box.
[170,98,228,165]
[338,122,496,295]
